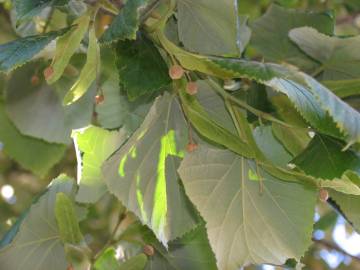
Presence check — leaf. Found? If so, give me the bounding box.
[0,102,66,176]
[115,34,170,100]
[118,222,217,270]
[289,27,360,80]
[73,126,127,203]
[103,93,198,245]
[63,26,100,105]
[178,83,255,159]
[178,144,317,270]
[177,0,249,56]
[119,254,147,270]
[250,4,334,71]
[330,191,360,232]
[0,175,76,270]
[100,0,149,44]
[322,79,360,98]
[292,135,360,179]
[0,28,70,73]
[14,0,69,22]
[55,193,83,244]
[94,248,121,270]
[319,172,360,196]
[46,11,91,84]
[95,72,153,132]
[5,61,95,144]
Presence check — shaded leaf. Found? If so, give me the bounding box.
[0,102,66,176]
[0,175,76,270]
[250,4,334,71]
[322,79,360,98]
[178,144,316,270]
[73,126,127,203]
[116,34,170,100]
[103,93,198,245]
[100,0,149,44]
[0,28,70,73]
[5,61,95,144]
[119,254,147,270]
[94,248,121,270]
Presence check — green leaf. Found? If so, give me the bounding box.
[320,171,360,195]
[118,222,217,270]
[0,28,70,73]
[330,191,360,232]
[95,73,153,132]
[103,93,198,245]
[178,144,317,270]
[289,27,360,80]
[5,61,95,144]
[119,254,147,270]
[46,11,91,84]
[0,102,66,176]
[0,175,76,270]
[14,0,69,22]
[100,0,149,44]
[73,126,127,203]
[292,135,360,179]
[63,26,100,105]
[178,82,255,159]
[94,248,121,270]
[322,79,360,98]
[177,0,249,56]
[116,34,170,100]
[250,4,334,71]
[55,193,83,245]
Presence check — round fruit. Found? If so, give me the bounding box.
[43,66,54,80]
[30,75,40,86]
[319,188,329,202]
[143,245,155,256]
[186,143,198,153]
[169,65,184,80]
[95,94,104,105]
[186,82,198,95]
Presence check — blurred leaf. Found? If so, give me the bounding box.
[63,25,100,105]
[115,34,170,100]
[103,93,198,245]
[250,4,334,71]
[100,0,149,44]
[0,27,70,73]
[322,79,360,98]
[119,254,147,270]
[73,126,127,203]
[0,175,76,270]
[94,248,121,270]
[0,102,66,176]
[178,143,317,269]
[314,211,338,231]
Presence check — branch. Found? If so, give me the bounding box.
[312,237,360,263]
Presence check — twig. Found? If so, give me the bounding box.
[312,237,360,263]
[42,7,54,33]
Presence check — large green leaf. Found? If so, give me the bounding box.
[73,126,127,203]
[289,27,360,80]
[0,175,76,270]
[100,0,149,44]
[103,93,198,245]
[292,135,360,179]
[46,11,91,84]
[0,28,69,73]
[330,191,360,232]
[116,34,170,100]
[63,25,100,105]
[119,254,147,270]
[95,73,153,132]
[177,0,249,56]
[250,4,334,71]
[0,102,66,176]
[322,79,360,98]
[178,145,317,270]
[14,0,69,22]
[5,61,95,144]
